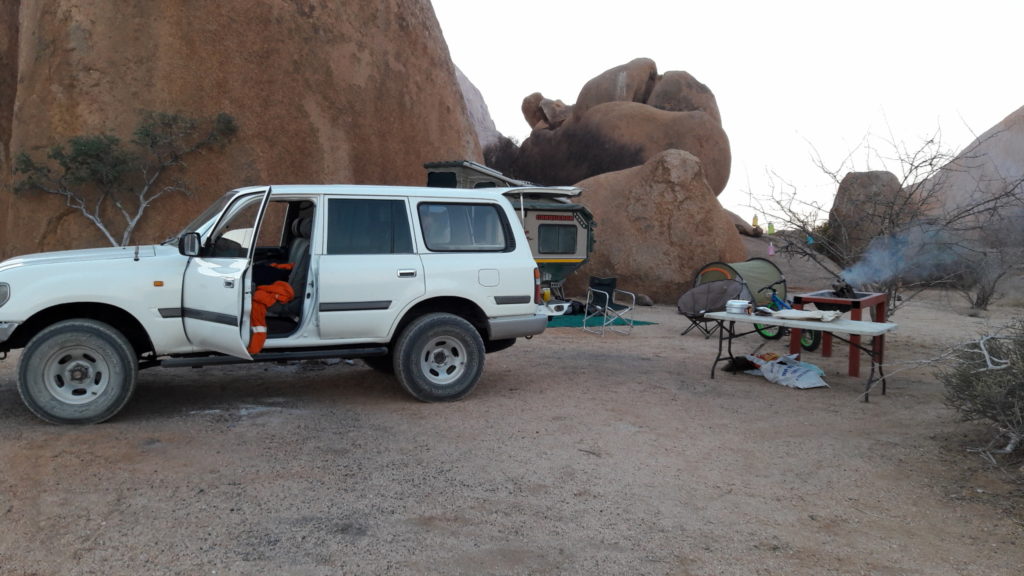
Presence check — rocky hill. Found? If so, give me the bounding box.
[0,0,480,257]
[932,104,1024,215]
[486,58,741,302]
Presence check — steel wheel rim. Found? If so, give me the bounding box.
[42,345,111,405]
[419,336,467,386]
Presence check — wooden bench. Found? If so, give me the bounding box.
[704,312,898,401]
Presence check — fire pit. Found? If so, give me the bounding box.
[792,289,884,314]
[790,285,888,378]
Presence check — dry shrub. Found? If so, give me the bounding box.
[941,318,1024,454]
[482,135,520,178]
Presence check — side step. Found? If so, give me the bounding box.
[158,346,389,369]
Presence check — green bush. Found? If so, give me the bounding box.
[941,318,1024,453]
[14,111,237,246]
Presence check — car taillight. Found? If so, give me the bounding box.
[533,268,542,304]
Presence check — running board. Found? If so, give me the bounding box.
[158,346,389,369]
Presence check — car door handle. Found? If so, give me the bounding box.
[224,279,236,288]
[397,269,417,278]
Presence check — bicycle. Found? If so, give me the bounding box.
[753,280,822,352]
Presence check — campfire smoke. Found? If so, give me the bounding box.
[839,223,965,288]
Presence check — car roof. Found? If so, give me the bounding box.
[230,184,520,200]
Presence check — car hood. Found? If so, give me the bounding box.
[0,245,167,272]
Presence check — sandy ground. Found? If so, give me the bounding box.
[1,289,1023,575]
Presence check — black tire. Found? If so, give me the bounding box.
[393,313,485,402]
[362,354,394,374]
[17,319,138,425]
[754,324,784,340]
[801,330,822,352]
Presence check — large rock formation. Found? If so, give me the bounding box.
[518,101,730,194]
[509,58,730,194]
[647,71,722,124]
[0,0,479,257]
[562,150,746,303]
[500,58,738,303]
[520,92,570,131]
[456,66,500,151]
[571,57,658,121]
[0,1,16,169]
[928,104,1024,217]
[828,170,903,267]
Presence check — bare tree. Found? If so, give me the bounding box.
[14,112,238,247]
[754,129,1024,315]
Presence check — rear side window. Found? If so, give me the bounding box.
[419,203,511,252]
[327,198,413,255]
[538,224,577,254]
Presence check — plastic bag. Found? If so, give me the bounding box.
[745,354,828,389]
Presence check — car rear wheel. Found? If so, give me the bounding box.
[17,319,138,425]
[394,313,484,402]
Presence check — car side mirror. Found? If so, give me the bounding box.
[178,232,201,257]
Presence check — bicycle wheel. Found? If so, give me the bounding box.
[754,323,784,340]
[801,330,822,352]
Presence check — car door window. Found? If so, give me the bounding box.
[327,198,413,254]
[205,195,265,258]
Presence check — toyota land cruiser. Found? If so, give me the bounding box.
[0,184,548,424]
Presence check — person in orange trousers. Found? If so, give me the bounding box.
[247,280,295,354]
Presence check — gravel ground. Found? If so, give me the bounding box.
[1,293,1022,575]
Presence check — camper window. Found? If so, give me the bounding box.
[426,171,458,188]
[538,224,577,254]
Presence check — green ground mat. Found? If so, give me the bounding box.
[546,314,656,328]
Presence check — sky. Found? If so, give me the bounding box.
[431,0,1023,223]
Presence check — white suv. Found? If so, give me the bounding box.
[0,185,547,424]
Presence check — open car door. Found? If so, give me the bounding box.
[181,187,273,359]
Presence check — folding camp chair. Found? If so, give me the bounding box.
[583,276,636,335]
[677,279,745,338]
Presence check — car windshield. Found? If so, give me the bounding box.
[161,192,236,245]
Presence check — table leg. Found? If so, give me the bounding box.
[822,332,833,357]
[789,328,802,355]
[789,302,804,356]
[874,302,887,394]
[864,357,875,402]
[711,320,728,379]
[849,309,862,377]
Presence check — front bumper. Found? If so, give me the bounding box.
[0,321,18,347]
[488,313,547,340]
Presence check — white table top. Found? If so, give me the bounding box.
[704,311,898,337]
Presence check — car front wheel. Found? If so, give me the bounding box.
[393,313,484,402]
[17,319,138,425]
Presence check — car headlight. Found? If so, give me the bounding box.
[0,283,8,308]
